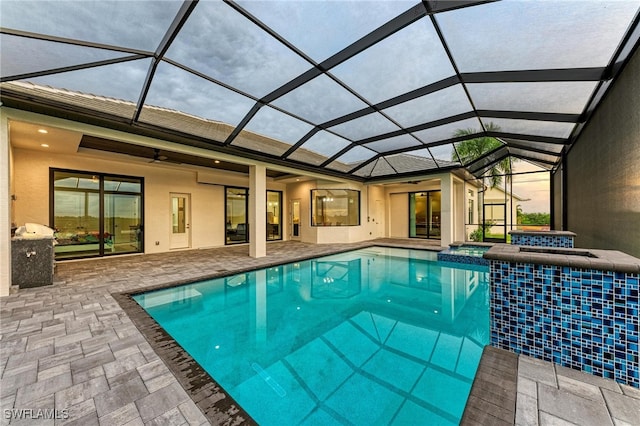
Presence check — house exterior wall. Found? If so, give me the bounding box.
[1,115,10,296]
[2,108,467,293]
[565,46,640,257]
[11,148,286,254]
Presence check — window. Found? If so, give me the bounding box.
[267,190,282,240]
[226,187,248,244]
[51,169,143,259]
[311,189,360,226]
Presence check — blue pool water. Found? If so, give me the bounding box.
[134,247,489,425]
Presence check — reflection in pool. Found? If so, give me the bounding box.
[134,246,489,425]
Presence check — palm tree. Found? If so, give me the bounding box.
[453,122,514,188]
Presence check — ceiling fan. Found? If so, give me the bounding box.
[149,148,169,163]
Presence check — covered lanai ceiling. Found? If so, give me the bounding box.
[1,0,639,182]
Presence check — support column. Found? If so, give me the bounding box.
[1,112,11,296]
[249,165,266,258]
[440,174,453,247]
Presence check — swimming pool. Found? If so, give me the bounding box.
[133,246,489,425]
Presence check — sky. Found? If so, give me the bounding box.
[1,0,639,173]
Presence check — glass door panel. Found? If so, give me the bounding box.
[429,191,441,238]
[53,189,101,259]
[267,190,282,241]
[409,191,441,239]
[226,187,248,244]
[409,192,428,238]
[170,193,190,249]
[53,171,101,259]
[105,193,142,254]
[291,199,300,239]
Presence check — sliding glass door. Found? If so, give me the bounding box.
[409,190,441,239]
[51,169,143,259]
[226,187,248,244]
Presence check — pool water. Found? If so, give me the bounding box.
[134,246,489,425]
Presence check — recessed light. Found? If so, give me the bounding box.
[40,143,49,148]
[214,160,220,164]
[38,129,48,134]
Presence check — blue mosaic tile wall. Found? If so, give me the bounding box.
[490,261,639,388]
[511,234,574,248]
[437,252,489,266]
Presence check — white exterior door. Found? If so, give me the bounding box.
[170,193,191,249]
[374,199,385,238]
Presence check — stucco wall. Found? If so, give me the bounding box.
[286,180,382,244]
[12,148,286,253]
[565,47,640,257]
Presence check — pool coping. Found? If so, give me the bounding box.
[112,242,446,424]
[460,346,518,425]
[484,243,640,273]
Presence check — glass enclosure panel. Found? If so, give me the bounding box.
[20,59,152,114]
[267,191,282,241]
[382,85,473,128]
[429,144,461,168]
[233,106,314,156]
[467,82,598,114]
[483,204,506,242]
[437,1,639,71]
[454,134,505,166]
[271,75,368,125]
[480,118,575,139]
[141,62,255,140]
[328,112,400,141]
[288,131,351,166]
[363,134,421,153]
[413,117,483,145]
[501,138,564,155]
[237,0,413,62]
[165,1,312,99]
[311,189,360,226]
[512,167,551,232]
[368,158,397,177]
[226,187,248,244]
[331,18,455,104]
[510,148,559,165]
[0,34,130,79]
[384,149,438,174]
[0,0,182,51]
[326,145,377,173]
[409,191,441,239]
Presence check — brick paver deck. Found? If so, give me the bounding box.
[2,239,638,425]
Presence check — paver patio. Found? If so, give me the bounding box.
[1,240,638,425]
